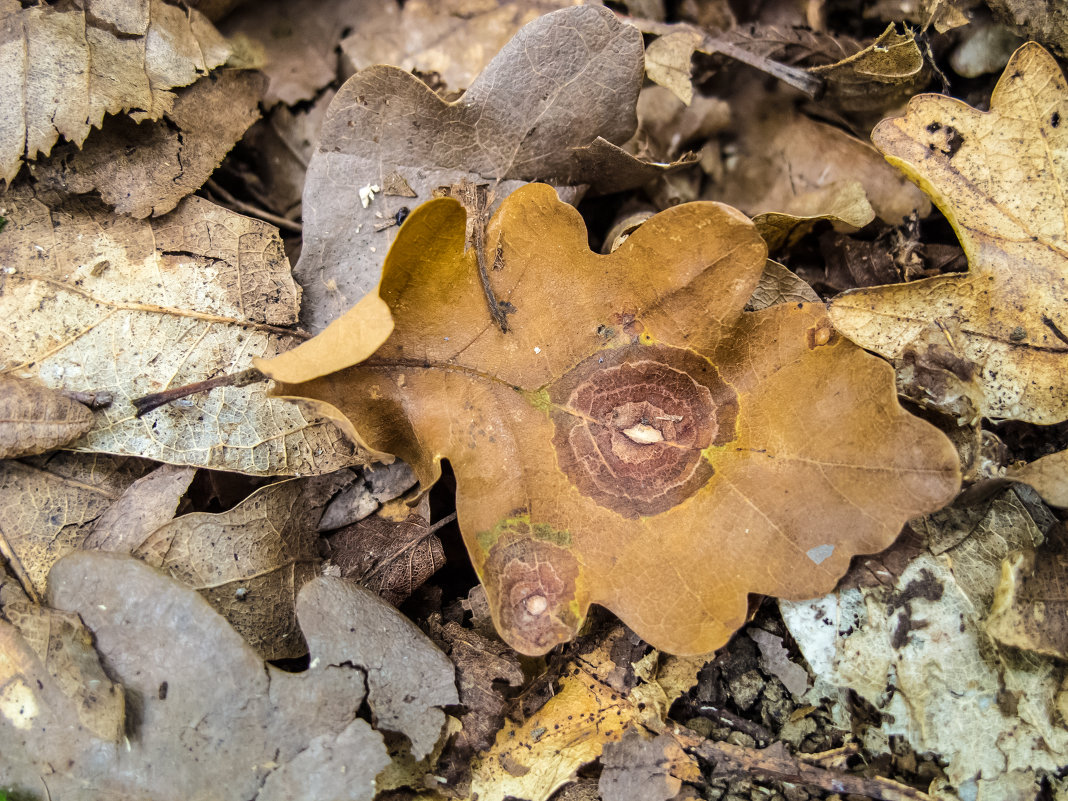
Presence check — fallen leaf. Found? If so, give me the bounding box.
[599,728,700,801]
[340,0,583,94]
[781,496,1068,800]
[745,261,821,311]
[30,69,266,218]
[751,180,875,252]
[319,458,418,530]
[83,463,196,553]
[829,43,1068,424]
[327,512,446,605]
[222,0,362,106]
[986,527,1068,659]
[260,183,960,656]
[0,0,230,182]
[294,5,675,333]
[0,374,93,459]
[431,619,525,786]
[807,24,928,120]
[2,551,391,800]
[0,185,365,475]
[296,575,459,759]
[0,452,152,601]
[747,628,809,699]
[1007,448,1068,507]
[988,0,1068,57]
[703,85,930,226]
[469,662,637,801]
[134,472,352,659]
[644,29,705,104]
[1,575,124,741]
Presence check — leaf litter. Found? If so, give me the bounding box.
[3,4,1068,801]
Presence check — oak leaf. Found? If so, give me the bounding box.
[829,43,1068,424]
[259,183,960,656]
[0,375,93,459]
[294,5,680,333]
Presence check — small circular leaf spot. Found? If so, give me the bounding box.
[622,423,664,444]
[523,594,548,615]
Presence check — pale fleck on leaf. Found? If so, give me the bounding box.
[0,0,230,182]
[0,374,93,459]
[830,43,1068,424]
[0,185,365,475]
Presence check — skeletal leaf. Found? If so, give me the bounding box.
[260,183,960,655]
[830,43,1068,424]
[0,185,365,475]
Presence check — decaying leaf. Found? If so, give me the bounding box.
[829,43,1068,424]
[30,69,266,218]
[986,528,1068,660]
[988,0,1068,57]
[134,472,351,659]
[260,183,960,656]
[294,5,676,333]
[1007,448,1068,507]
[2,551,391,800]
[781,490,1068,800]
[0,570,124,741]
[0,452,152,602]
[0,185,364,475]
[327,512,446,605]
[0,0,230,182]
[0,374,93,459]
[222,0,362,106]
[599,728,699,801]
[704,91,930,227]
[340,0,583,94]
[296,575,459,759]
[83,463,196,553]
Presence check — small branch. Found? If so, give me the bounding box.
[63,389,114,409]
[206,179,303,234]
[625,17,824,98]
[131,368,265,417]
[428,511,458,534]
[676,729,932,801]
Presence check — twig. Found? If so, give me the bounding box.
[206,179,303,234]
[675,729,932,801]
[131,368,265,417]
[625,17,824,98]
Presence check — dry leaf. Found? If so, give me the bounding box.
[0,374,93,459]
[134,472,351,660]
[0,0,230,182]
[83,463,197,553]
[469,663,637,801]
[340,0,584,94]
[1,580,124,741]
[294,5,673,333]
[30,69,266,218]
[751,180,875,252]
[1007,448,1068,507]
[829,43,1068,424]
[0,185,364,475]
[327,512,446,605]
[745,260,821,311]
[260,183,960,656]
[986,528,1068,659]
[296,575,459,759]
[645,30,705,104]
[1,551,390,800]
[599,728,700,801]
[0,452,152,602]
[988,0,1068,57]
[703,86,930,226]
[222,0,362,106]
[781,493,1068,800]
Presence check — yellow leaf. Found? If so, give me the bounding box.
[830,42,1068,424]
[260,183,960,656]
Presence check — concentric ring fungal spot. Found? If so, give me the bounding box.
[549,344,738,518]
[482,530,580,654]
